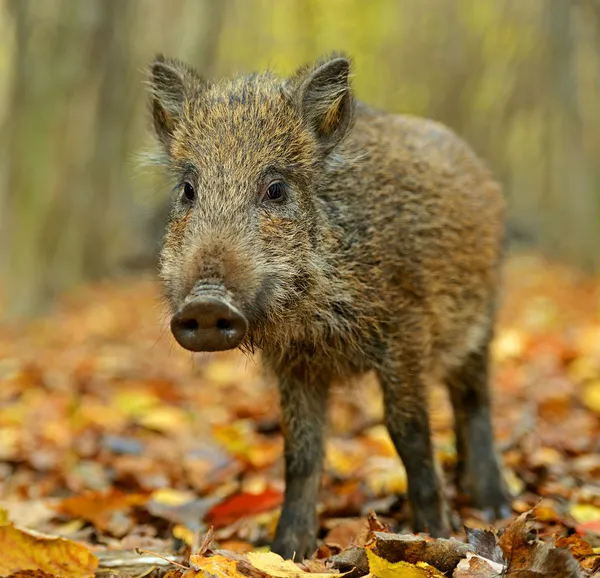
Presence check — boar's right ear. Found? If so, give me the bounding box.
[148,54,204,148]
[288,55,355,154]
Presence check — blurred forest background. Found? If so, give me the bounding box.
[1,0,600,318]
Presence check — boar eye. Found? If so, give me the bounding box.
[182,182,195,202]
[263,181,286,203]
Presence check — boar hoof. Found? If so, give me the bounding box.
[272,514,317,561]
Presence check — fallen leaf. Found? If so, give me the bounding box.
[7,570,56,578]
[0,500,57,531]
[137,405,190,433]
[147,495,217,532]
[581,380,600,414]
[366,549,445,577]
[554,535,594,559]
[498,511,582,576]
[324,518,369,550]
[575,519,600,537]
[56,489,149,534]
[453,551,505,577]
[369,532,472,574]
[205,489,283,528]
[151,488,199,506]
[465,527,504,565]
[246,551,341,576]
[327,546,369,576]
[213,421,281,468]
[187,553,248,577]
[570,504,600,525]
[0,522,97,577]
[493,329,528,362]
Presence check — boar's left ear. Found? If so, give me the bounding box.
[288,55,355,154]
[148,54,204,149]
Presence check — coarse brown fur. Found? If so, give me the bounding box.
[147,53,510,560]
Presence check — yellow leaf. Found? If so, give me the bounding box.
[247,551,343,576]
[364,459,408,496]
[151,488,197,506]
[504,468,525,496]
[326,440,364,477]
[114,389,158,417]
[570,503,600,524]
[189,553,247,577]
[363,425,398,457]
[203,359,241,385]
[173,523,195,546]
[366,549,445,578]
[581,381,600,414]
[137,405,190,433]
[568,356,599,383]
[0,427,19,461]
[213,420,255,456]
[493,329,527,361]
[54,518,86,536]
[213,421,280,467]
[0,523,98,577]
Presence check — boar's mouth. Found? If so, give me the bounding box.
[170,285,248,352]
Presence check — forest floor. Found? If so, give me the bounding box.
[0,252,599,577]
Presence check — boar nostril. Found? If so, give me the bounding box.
[216,318,232,331]
[180,319,199,331]
[171,296,248,353]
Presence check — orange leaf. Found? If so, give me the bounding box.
[56,489,150,532]
[576,519,600,536]
[188,553,247,577]
[554,534,594,559]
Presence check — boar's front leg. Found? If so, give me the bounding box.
[272,369,330,560]
[377,349,450,537]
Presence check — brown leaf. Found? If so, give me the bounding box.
[369,532,473,574]
[465,527,504,565]
[453,552,505,577]
[327,546,369,577]
[367,510,391,534]
[324,518,370,550]
[498,512,582,577]
[498,512,532,569]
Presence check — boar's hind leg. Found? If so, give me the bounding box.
[271,371,330,561]
[377,355,450,537]
[447,336,511,520]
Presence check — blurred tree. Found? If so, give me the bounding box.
[0,0,599,318]
[0,0,226,317]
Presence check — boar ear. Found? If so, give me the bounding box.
[148,54,204,148]
[289,56,354,153]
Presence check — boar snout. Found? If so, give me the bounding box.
[171,294,248,352]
